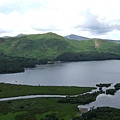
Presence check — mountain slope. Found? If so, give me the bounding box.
[0,33,120,60]
[0,32,78,59]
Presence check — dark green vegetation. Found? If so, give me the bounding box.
[58,91,102,105]
[96,83,120,95]
[96,83,111,88]
[114,83,120,90]
[1,32,120,73]
[72,107,120,120]
[0,54,37,74]
[106,89,117,95]
[104,83,120,95]
[55,51,120,61]
[0,83,94,98]
[0,97,78,120]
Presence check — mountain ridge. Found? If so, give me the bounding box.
[65,34,89,40]
[0,32,120,60]
[65,34,120,43]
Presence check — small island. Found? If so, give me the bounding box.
[96,83,112,88]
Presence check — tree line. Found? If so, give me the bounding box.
[55,51,120,62]
[0,54,49,74]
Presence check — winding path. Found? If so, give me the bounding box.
[0,95,66,101]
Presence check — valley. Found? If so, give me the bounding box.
[0,33,120,119]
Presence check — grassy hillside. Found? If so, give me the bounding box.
[0,32,120,60]
[0,32,76,59]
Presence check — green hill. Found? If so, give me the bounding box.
[0,32,120,60]
[0,32,77,59]
[0,32,120,73]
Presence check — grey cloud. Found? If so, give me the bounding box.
[76,11,120,35]
[0,29,10,34]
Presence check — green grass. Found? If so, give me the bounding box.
[70,40,95,52]
[0,112,27,120]
[0,83,94,98]
[0,97,79,120]
[0,83,95,120]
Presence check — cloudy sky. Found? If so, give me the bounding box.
[0,0,120,39]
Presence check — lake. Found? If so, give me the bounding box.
[78,90,120,110]
[0,60,120,87]
[0,60,120,109]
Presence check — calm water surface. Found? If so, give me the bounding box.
[0,60,120,87]
[1,60,120,109]
[78,90,120,109]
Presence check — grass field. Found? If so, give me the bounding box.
[0,83,95,119]
[0,83,94,98]
[0,97,79,120]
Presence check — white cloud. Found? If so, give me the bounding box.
[0,0,120,39]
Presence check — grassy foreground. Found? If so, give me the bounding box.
[0,97,78,120]
[1,83,120,119]
[0,83,94,98]
[0,83,94,120]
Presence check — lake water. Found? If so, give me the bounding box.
[0,60,120,87]
[78,90,120,110]
[0,60,120,109]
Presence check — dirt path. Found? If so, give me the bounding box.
[94,40,100,49]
